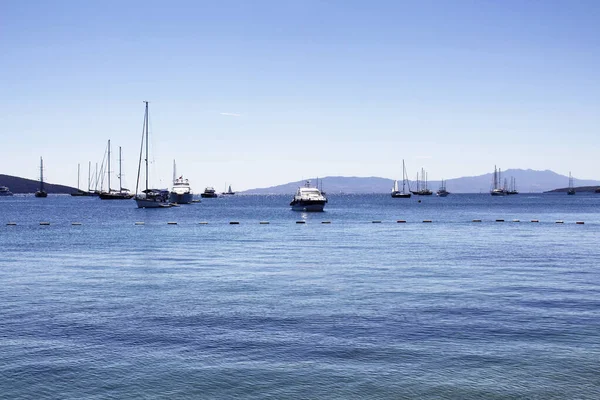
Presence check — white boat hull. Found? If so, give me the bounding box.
[135,197,171,208]
[169,192,194,204]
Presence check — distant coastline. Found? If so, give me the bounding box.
[0,174,77,194]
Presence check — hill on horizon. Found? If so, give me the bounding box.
[0,174,78,194]
[242,169,600,194]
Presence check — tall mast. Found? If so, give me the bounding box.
[40,157,44,191]
[77,163,80,190]
[107,139,111,192]
[402,160,406,191]
[119,146,123,191]
[145,101,149,193]
[88,161,91,192]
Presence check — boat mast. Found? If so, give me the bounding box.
[119,146,123,191]
[145,102,149,193]
[77,163,80,190]
[40,157,44,191]
[173,160,177,184]
[88,161,91,192]
[107,139,111,193]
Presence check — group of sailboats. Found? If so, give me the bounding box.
[490,166,518,196]
[391,160,450,198]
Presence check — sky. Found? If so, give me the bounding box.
[1,0,599,191]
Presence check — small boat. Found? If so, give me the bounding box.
[99,142,134,200]
[170,161,194,204]
[134,102,171,208]
[71,163,90,196]
[410,168,433,196]
[34,157,48,198]
[490,165,508,196]
[507,176,519,195]
[567,172,575,195]
[436,179,450,197]
[201,187,218,198]
[290,180,328,212]
[391,160,412,198]
[0,186,13,196]
[221,184,235,195]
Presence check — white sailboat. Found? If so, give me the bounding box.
[134,102,171,208]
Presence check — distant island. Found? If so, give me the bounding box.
[544,186,600,193]
[242,169,600,194]
[0,174,77,194]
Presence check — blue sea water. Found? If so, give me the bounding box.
[1,193,599,399]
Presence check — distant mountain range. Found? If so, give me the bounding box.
[0,174,77,194]
[243,169,600,194]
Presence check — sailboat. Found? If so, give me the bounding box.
[567,172,575,195]
[391,159,411,198]
[99,142,134,200]
[71,163,92,196]
[507,176,519,195]
[436,179,450,197]
[134,102,171,208]
[410,168,433,196]
[490,165,508,196]
[222,183,235,195]
[34,157,48,197]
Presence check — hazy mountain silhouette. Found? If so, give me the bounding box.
[0,174,77,194]
[243,170,600,194]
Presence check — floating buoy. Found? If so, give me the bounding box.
[71,222,82,226]
[135,222,145,225]
[229,221,240,225]
[199,222,208,225]
[167,222,177,225]
[556,221,564,224]
[496,219,505,222]
[513,219,520,222]
[576,221,585,225]
[397,220,406,223]
[531,219,539,223]
[296,221,306,224]
[372,220,382,223]
[6,222,16,226]
[472,219,482,223]
[423,220,432,223]
[321,221,331,224]
[259,221,270,224]
[39,222,50,226]
[418,200,421,203]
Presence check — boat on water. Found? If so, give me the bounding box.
[290,180,328,212]
[134,102,171,208]
[221,184,235,195]
[490,165,508,196]
[201,187,218,198]
[0,186,13,196]
[99,142,134,200]
[436,179,450,197]
[170,160,194,204]
[71,162,92,196]
[567,172,575,195]
[391,159,411,198]
[410,168,433,196]
[507,176,519,195]
[35,157,48,198]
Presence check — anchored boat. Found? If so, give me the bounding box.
[290,180,328,212]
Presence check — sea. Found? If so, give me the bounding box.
[1,193,599,399]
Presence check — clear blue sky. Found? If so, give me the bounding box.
[2,0,599,191]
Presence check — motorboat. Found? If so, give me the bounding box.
[0,186,13,196]
[201,187,218,198]
[290,180,327,212]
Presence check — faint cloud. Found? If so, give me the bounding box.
[219,112,242,117]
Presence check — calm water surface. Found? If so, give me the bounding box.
[1,194,599,399]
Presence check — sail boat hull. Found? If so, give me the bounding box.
[391,192,411,198]
[99,192,134,200]
[135,197,172,208]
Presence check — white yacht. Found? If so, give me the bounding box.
[170,176,194,204]
[0,186,13,196]
[290,181,328,212]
